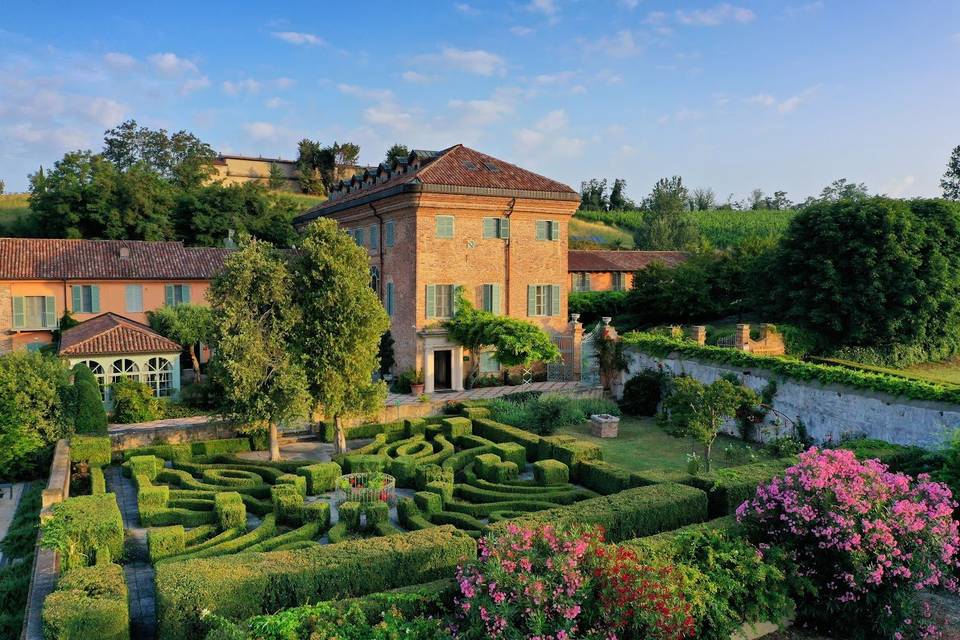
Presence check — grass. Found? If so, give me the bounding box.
[557,416,773,473]
[569,218,635,249]
[0,481,43,638]
[0,193,37,235]
[276,192,327,211]
[815,357,960,388]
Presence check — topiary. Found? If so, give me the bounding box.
[110,378,162,424]
[620,368,667,416]
[74,378,108,434]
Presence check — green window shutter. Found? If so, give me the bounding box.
[44,296,56,328]
[482,218,496,238]
[550,285,561,316]
[492,284,501,315]
[370,225,378,249]
[549,220,560,241]
[12,297,24,328]
[527,285,536,316]
[91,286,101,313]
[584,273,591,291]
[425,285,436,319]
[182,285,191,304]
[165,285,174,307]
[535,221,546,241]
[500,218,510,239]
[385,221,395,247]
[71,285,82,312]
[386,282,394,315]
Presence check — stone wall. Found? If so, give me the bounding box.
[108,417,241,451]
[620,349,960,449]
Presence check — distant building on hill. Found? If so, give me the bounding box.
[210,154,300,191]
[568,250,688,292]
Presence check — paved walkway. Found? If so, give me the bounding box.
[0,481,25,565]
[105,466,156,640]
[385,380,600,405]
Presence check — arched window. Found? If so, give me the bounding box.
[145,357,174,397]
[111,359,139,384]
[370,266,380,294]
[79,360,106,400]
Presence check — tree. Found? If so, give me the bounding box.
[444,294,560,387]
[171,182,300,247]
[268,163,286,190]
[768,197,960,362]
[942,145,960,201]
[769,190,792,210]
[296,139,361,194]
[799,178,869,208]
[0,178,5,195]
[385,144,409,165]
[146,304,215,377]
[635,177,701,250]
[689,187,715,211]
[102,119,215,188]
[660,376,755,471]
[579,179,609,211]
[747,189,766,210]
[291,219,389,453]
[209,237,309,460]
[72,364,107,434]
[608,179,634,210]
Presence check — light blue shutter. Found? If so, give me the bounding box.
[182,285,191,304]
[12,297,24,328]
[370,225,378,249]
[385,221,395,247]
[425,285,436,319]
[386,282,394,316]
[90,286,101,313]
[482,218,496,238]
[71,285,82,312]
[535,221,546,241]
[549,221,560,241]
[584,273,591,292]
[500,218,510,239]
[165,285,174,307]
[550,285,561,316]
[44,296,56,328]
[491,284,501,315]
[527,285,536,316]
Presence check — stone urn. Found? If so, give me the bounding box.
[590,413,620,438]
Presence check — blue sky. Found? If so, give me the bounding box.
[2,1,958,201]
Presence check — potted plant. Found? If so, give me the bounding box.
[410,369,425,396]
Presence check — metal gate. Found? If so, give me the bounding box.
[580,323,601,386]
[547,335,574,381]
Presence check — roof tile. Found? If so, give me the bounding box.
[567,250,689,272]
[59,313,182,356]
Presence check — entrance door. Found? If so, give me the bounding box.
[433,350,452,390]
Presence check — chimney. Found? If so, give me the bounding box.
[119,246,130,259]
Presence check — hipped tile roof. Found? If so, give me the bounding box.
[0,238,231,280]
[59,313,182,357]
[567,250,689,272]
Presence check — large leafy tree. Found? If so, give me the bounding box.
[147,304,215,377]
[171,182,299,247]
[209,237,309,460]
[942,145,960,201]
[296,139,361,195]
[291,219,389,453]
[768,197,960,361]
[660,376,755,472]
[635,176,700,250]
[579,178,609,211]
[444,295,560,388]
[385,144,409,165]
[102,119,215,188]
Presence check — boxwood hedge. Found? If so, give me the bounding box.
[42,563,129,640]
[41,494,124,570]
[69,435,113,468]
[296,462,341,494]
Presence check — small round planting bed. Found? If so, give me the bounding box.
[201,468,264,487]
[334,472,396,507]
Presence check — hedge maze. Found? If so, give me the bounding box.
[50,414,798,640]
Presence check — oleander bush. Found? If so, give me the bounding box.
[42,563,129,640]
[40,494,124,570]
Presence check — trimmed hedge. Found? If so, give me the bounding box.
[157,469,271,499]
[415,464,453,491]
[214,492,247,530]
[472,418,540,461]
[301,501,331,529]
[398,497,435,530]
[179,527,245,556]
[622,515,743,559]
[155,526,477,640]
[533,459,569,485]
[42,563,129,640]
[149,526,186,563]
[440,444,497,473]
[190,438,251,457]
[277,473,307,497]
[173,460,284,483]
[296,462,341,494]
[415,491,443,515]
[91,466,106,495]
[201,468,262,488]
[577,459,634,495]
[244,521,323,553]
[343,454,388,473]
[461,406,491,420]
[489,483,708,542]
[389,457,419,488]
[184,524,218,546]
[162,514,277,564]
[271,485,304,526]
[455,483,589,506]
[42,494,124,570]
[128,455,163,481]
[432,510,487,535]
[549,441,602,480]
[443,496,560,518]
[122,444,193,463]
[441,416,472,438]
[630,469,698,486]
[69,435,112,467]
[417,435,456,466]
[684,460,793,518]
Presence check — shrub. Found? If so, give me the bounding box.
[344,454,388,473]
[154,526,477,640]
[532,459,569,485]
[277,473,307,497]
[148,526,186,562]
[621,368,666,416]
[271,485,304,526]
[339,501,362,530]
[491,441,526,468]
[415,464,453,490]
[472,418,543,461]
[461,406,490,420]
[190,438,251,457]
[121,443,192,463]
[441,416,472,438]
[244,520,324,553]
[110,377,162,423]
[41,494,124,570]
[70,435,112,467]
[577,459,633,495]
[91,467,106,494]
[214,492,247,530]
[201,468,262,487]
[738,448,960,640]
[73,365,108,434]
[550,440,602,480]
[167,515,277,563]
[297,462,341,494]
[415,491,443,515]
[301,501,331,529]
[490,483,708,543]
[388,457,419,488]
[42,563,129,640]
[685,459,793,518]
[128,455,163,481]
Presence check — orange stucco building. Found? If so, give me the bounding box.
[0,239,230,353]
[294,145,581,392]
[568,250,689,292]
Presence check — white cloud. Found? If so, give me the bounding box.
[657,108,703,124]
[513,108,584,158]
[271,31,325,46]
[586,30,643,57]
[535,109,568,132]
[148,52,198,75]
[748,93,776,107]
[880,175,916,197]
[222,78,261,96]
[745,86,819,113]
[415,47,506,76]
[784,1,824,18]
[597,69,623,84]
[363,104,414,132]
[180,76,210,95]
[103,52,136,70]
[265,97,286,109]
[83,97,127,127]
[455,3,479,14]
[337,83,394,101]
[401,70,434,84]
[510,26,534,36]
[5,122,89,149]
[534,70,576,85]
[676,4,756,26]
[448,98,514,127]
[527,0,557,16]
[619,0,640,9]
[644,10,668,24]
[242,121,283,141]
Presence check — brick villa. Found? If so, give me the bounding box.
[568,250,688,292]
[293,144,581,393]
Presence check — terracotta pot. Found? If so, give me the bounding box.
[411,383,425,395]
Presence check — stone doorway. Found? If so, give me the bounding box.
[433,349,453,390]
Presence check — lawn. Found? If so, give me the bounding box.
[569,217,635,248]
[557,415,773,472]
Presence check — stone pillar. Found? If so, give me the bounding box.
[423,345,434,394]
[691,325,707,346]
[735,324,751,351]
[452,347,464,392]
[569,314,583,380]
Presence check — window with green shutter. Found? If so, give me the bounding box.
[164,284,191,307]
[369,224,379,250]
[481,283,501,314]
[435,215,455,239]
[12,296,56,329]
[479,351,500,373]
[385,221,395,247]
[385,281,394,316]
[426,284,456,318]
[482,217,509,239]
[71,285,100,313]
[536,220,559,241]
[11,296,24,328]
[527,284,561,316]
[125,285,144,312]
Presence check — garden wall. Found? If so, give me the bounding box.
[108,417,241,450]
[621,349,960,448]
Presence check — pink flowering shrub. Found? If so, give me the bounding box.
[454,523,693,640]
[737,447,960,640]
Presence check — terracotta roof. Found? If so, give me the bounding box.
[0,239,232,280]
[59,313,182,357]
[294,144,578,224]
[567,250,689,272]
